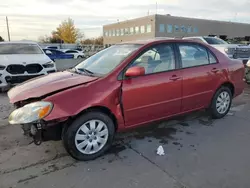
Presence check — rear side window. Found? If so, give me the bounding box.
[208,52,217,64]
[179,44,210,68]
[0,44,43,54]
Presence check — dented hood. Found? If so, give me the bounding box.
[8,71,98,103]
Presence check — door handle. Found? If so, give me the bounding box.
[211,68,219,73]
[170,75,181,81]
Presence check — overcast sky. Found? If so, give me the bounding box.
[0,0,250,41]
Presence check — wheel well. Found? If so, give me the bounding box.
[74,106,118,131]
[220,82,235,96]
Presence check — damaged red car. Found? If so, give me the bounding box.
[8,39,245,161]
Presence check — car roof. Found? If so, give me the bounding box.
[184,36,218,39]
[61,49,78,51]
[120,37,199,45]
[43,48,60,51]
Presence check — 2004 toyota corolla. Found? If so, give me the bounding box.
[8,39,245,161]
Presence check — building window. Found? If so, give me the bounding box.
[146,24,151,33]
[159,24,165,33]
[116,29,120,36]
[124,28,129,35]
[135,26,139,34]
[140,25,145,33]
[174,25,179,32]
[181,25,186,33]
[194,27,198,33]
[120,28,124,36]
[130,27,134,35]
[167,24,173,33]
[187,26,192,33]
[112,29,115,36]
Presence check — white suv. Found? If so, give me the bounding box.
[0,41,56,90]
[183,36,250,60]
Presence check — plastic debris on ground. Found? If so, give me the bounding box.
[156,145,165,156]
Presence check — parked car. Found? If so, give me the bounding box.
[61,49,85,59]
[43,49,74,61]
[0,41,56,91]
[8,38,245,161]
[45,46,59,49]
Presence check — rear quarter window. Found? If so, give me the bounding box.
[179,44,209,68]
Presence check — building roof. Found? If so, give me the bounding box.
[103,14,250,28]
[156,14,250,26]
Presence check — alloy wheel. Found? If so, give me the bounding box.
[74,119,109,155]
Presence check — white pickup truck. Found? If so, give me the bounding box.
[183,36,250,83]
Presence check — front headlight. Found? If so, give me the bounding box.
[9,101,53,125]
[246,60,250,67]
[43,61,55,68]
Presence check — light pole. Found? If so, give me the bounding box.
[6,16,10,41]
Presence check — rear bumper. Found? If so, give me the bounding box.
[234,79,245,98]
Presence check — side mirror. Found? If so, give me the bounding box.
[125,66,145,77]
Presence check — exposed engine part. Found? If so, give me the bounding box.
[33,123,42,145]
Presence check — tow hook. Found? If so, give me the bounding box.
[31,123,43,145]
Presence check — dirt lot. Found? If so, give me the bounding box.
[0,86,250,188]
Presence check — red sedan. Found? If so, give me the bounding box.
[8,39,245,160]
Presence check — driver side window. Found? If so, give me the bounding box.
[130,44,175,75]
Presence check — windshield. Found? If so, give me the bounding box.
[203,37,228,45]
[0,44,43,54]
[75,44,142,75]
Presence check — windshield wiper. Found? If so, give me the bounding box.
[72,67,94,76]
[77,68,94,75]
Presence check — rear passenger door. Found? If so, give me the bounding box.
[177,43,221,112]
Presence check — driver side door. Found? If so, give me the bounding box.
[122,43,182,127]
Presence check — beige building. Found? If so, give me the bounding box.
[103,14,250,46]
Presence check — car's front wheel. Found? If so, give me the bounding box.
[210,86,232,119]
[63,111,115,161]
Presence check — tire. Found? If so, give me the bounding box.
[63,111,115,161]
[77,56,82,59]
[210,86,232,119]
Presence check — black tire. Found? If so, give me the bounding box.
[63,111,115,161]
[210,86,232,119]
[77,56,82,59]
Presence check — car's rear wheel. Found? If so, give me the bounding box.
[77,56,83,59]
[63,111,115,161]
[210,86,232,119]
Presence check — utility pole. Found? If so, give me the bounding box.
[6,16,10,41]
[156,2,158,14]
